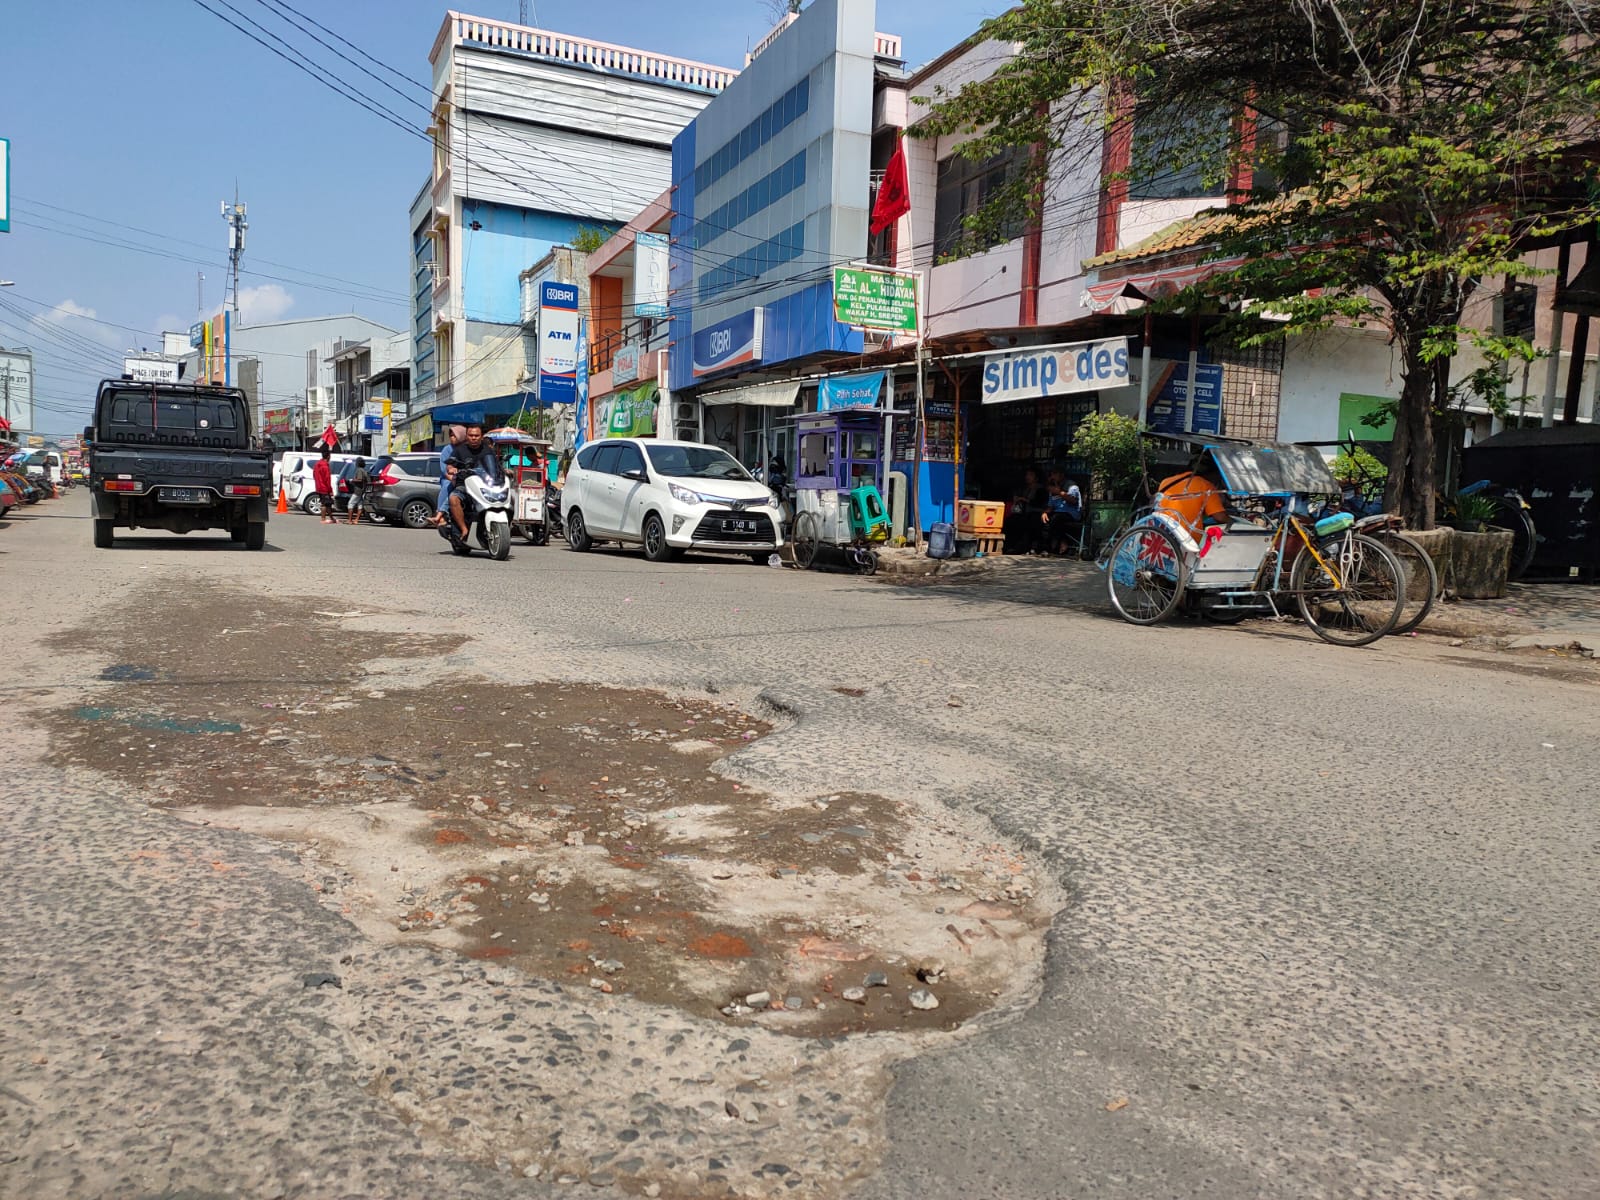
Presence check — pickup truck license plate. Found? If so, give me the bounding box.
[157,487,209,505]
[723,518,757,533]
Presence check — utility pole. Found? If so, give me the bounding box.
[196,271,205,316]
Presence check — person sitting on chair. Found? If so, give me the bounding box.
[1007,466,1048,554]
[1044,470,1085,555]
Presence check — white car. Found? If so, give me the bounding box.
[279,450,358,514]
[561,437,782,562]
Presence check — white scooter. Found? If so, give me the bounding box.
[439,467,514,561]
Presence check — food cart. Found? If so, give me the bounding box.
[485,428,555,545]
[788,406,893,573]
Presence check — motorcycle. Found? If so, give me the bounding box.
[438,465,514,561]
[543,482,565,541]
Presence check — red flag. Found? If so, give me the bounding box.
[870,137,911,235]
[320,423,339,447]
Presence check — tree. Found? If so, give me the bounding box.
[919,0,1600,527]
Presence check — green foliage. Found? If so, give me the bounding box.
[507,407,555,440]
[919,0,1600,528]
[1069,411,1143,497]
[1450,493,1499,532]
[570,226,608,255]
[1332,445,1386,490]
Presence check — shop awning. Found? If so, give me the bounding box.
[1083,257,1247,312]
[698,380,801,408]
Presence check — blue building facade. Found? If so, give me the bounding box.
[668,0,878,397]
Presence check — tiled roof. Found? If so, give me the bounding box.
[1084,206,1235,270]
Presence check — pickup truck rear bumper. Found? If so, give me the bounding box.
[94,484,269,533]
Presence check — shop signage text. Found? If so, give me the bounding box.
[692,308,765,377]
[833,267,917,333]
[123,357,180,384]
[633,232,670,318]
[539,281,581,404]
[613,340,641,385]
[262,407,295,435]
[981,337,1130,405]
[1145,361,1223,435]
[818,371,885,410]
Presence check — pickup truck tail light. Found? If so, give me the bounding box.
[223,484,262,497]
[103,480,140,493]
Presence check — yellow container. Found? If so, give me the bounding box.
[956,499,1006,537]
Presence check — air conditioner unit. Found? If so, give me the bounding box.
[674,401,697,425]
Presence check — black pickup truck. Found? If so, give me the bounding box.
[87,380,272,549]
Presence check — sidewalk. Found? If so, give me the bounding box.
[876,549,1598,655]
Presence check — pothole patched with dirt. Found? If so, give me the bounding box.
[43,585,1059,1196]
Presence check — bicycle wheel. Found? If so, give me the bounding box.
[1106,524,1186,625]
[1291,532,1405,646]
[1379,531,1440,635]
[1488,497,1537,579]
[793,511,821,570]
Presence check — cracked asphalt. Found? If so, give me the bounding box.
[2,494,1597,1199]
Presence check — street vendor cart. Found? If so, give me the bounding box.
[485,428,556,545]
[789,405,893,573]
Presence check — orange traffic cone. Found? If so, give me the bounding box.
[276,485,289,514]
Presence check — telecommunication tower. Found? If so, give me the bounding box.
[221,193,248,317]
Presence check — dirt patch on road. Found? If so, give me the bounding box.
[45,585,1051,1041]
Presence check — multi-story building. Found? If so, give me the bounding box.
[181,314,400,448]
[418,12,737,430]
[409,178,437,422]
[665,0,906,470]
[328,331,412,453]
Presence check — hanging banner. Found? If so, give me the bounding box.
[1145,361,1224,435]
[538,280,580,403]
[262,407,294,435]
[818,371,885,410]
[612,340,641,385]
[601,381,659,438]
[573,315,590,449]
[633,232,670,318]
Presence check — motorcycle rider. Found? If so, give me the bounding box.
[443,423,502,541]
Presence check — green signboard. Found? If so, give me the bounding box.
[833,266,917,333]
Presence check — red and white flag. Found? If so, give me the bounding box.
[320,423,339,447]
[870,136,911,235]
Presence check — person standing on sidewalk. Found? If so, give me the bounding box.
[312,445,336,525]
[347,458,370,526]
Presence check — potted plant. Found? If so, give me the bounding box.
[1447,491,1514,599]
[1070,411,1143,548]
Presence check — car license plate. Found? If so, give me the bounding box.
[158,487,208,505]
[723,518,757,533]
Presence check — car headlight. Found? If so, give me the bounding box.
[669,483,704,505]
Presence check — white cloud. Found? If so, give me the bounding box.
[237,284,295,324]
[32,299,124,350]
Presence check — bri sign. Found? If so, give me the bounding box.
[981,337,1130,404]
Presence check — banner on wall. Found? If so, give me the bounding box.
[633,232,670,318]
[818,371,885,410]
[573,315,590,449]
[1144,360,1223,435]
[601,381,658,438]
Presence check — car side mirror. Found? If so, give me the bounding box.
[622,469,648,483]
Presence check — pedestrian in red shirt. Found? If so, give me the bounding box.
[312,445,336,525]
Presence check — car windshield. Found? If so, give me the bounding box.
[645,445,752,481]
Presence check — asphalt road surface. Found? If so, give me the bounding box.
[3,496,1596,1199]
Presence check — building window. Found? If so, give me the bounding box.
[1127,105,1230,200]
[933,147,1025,260]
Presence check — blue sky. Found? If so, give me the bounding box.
[0,0,997,433]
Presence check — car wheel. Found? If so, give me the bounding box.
[302,493,324,517]
[244,523,266,551]
[567,508,592,552]
[642,513,672,563]
[401,498,434,529]
[93,519,114,549]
